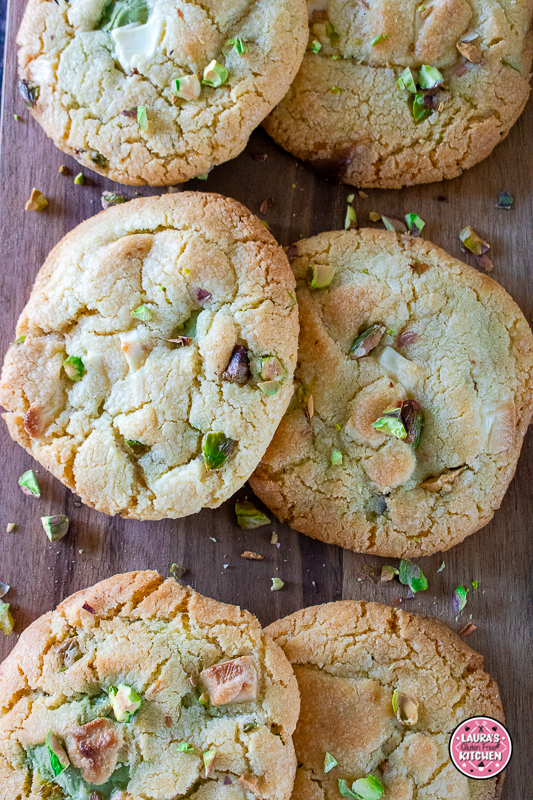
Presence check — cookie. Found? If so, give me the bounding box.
[0,193,299,519]
[267,601,505,800]
[250,229,533,557]
[263,0,533,188]
[17,0,308,185]
[0,571,300,800]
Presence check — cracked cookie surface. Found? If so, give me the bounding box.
[263,0,533,188]
[0,570,300,800]
[17,0,308,185]
[0,193,299,520]
[266,601,504,800]
[250,229,533,557]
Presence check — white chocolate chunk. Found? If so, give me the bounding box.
[119,329,146,372]
[111,15,163,73]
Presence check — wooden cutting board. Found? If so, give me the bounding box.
[1,2,531,796]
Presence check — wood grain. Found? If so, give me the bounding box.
[0,2,531,796]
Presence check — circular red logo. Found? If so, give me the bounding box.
[449,716,512,779]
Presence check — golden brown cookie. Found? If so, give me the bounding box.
[17,0,308,185]
[267,601,505,800]
[263,0,533,188]
[250,229,533,557]
[0,193,299,519]
[0,571,300,800]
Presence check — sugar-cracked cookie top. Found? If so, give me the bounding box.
[250,229,533,557]
[17,0,308,185]
[267,601,504,800]
[0,193,299,519]
[0,571,300,800]
[263,0,533,188]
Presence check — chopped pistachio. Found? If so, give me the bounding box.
[177,742,195,752]
[345,205,357,230]
[330,86,342,94]
[137,105,149,131]
[501,57,520,72]
[349,323,386,358]
[58,165,70,175]
[170,563,186,579]
[331,450,343,466]
[437,561,445,572]
[419,64,443,89]
[0,602,14,635]
[203,60,228,87]
[271,532,278,545]
[227,37,247,56]
[352,777,384,800]
[472,579,478,589]
[459,225,490,255]
[12,335,26,345]
[392,690,419,725]
[41,515,69,542]
[271,578,284,591]
[243,721,258,732]
[287,290,297,307]
[18,469,41,498]
[199,692,210,707]
[496,191,514,209]
[98,0,149,30]
[236,500,270,530]
[14,114,21,121]
[405,212,425,236]
[397,67,417,93]
[311,40,322,53]
[371,34,387,46]
[125,439,149,456]
[308,263,335,288]
[324,752,338,773]
[457,39,483,64]
[6,523,16,533]
[18,79,40,107]
[90,151,108,168]
[25,189,48,212]
[202,432,235,470]
[399,559,428,593]
[259,356,287,383]
[46,732,69,776]
[381,565,399,582]
[172,74,202,101]
[412,92,431,123]
[131,304,152,321]
[324,21,339,48]
[203,749,216,777]
[102,191,126,209]
[196,173,209,180]
[74,172,84,185]
[109,684,142,722]
[452,584,469,613]
[372,408,407,440]
[369,211,381,222]
[63,355,86,382]
[381,215,407,233]
[176,309,201,339]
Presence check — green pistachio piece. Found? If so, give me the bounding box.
[308,264,335,288]
[371,34,387,46]
[501,57,520,72]
[405,213,425,235]
[243,721,258,732]
[74,172,84,185]
[137,105,148,131]
[172,74,202,101]
[399,559,428,593]
[311,40,322,53]
[325,22,340,47]
[459,225,490,255]
[25,188,48,212]
[496,191,514,209]
[397,67,417,93]
[418,64,443,88]
[227,37,247,56]
[176,310,201,339]
[18,80,40,107]
[177,742,195,752]
[12,336,26,345]
[109,684,142,722]
[235,500,270,530]
[0,602,14,635]
[46,732,69,777]
[345,205,357,230]
[372,410,407,440]
[411,91,432,123]
[125,439,149,456]
[98,0,149,31]
[18,469,41,497]
[90,152,108,168]
[199,692,210,707]
[202,432,235,470]
[351,776,384,800]
[63,355,86,382]
[271,578,284,591]
[102,192,126,209]
[258,380,280,395]
[331,450,343,466]
[203,60,228,88]
[324,752,338,773]
[392,689,419,725]
[203,749,216,776]
[260,356,287,382]
[349,323,386,358]
[131,304,152,321]
[41,515,69,542]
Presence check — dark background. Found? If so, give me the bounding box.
[0,3,531,799]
